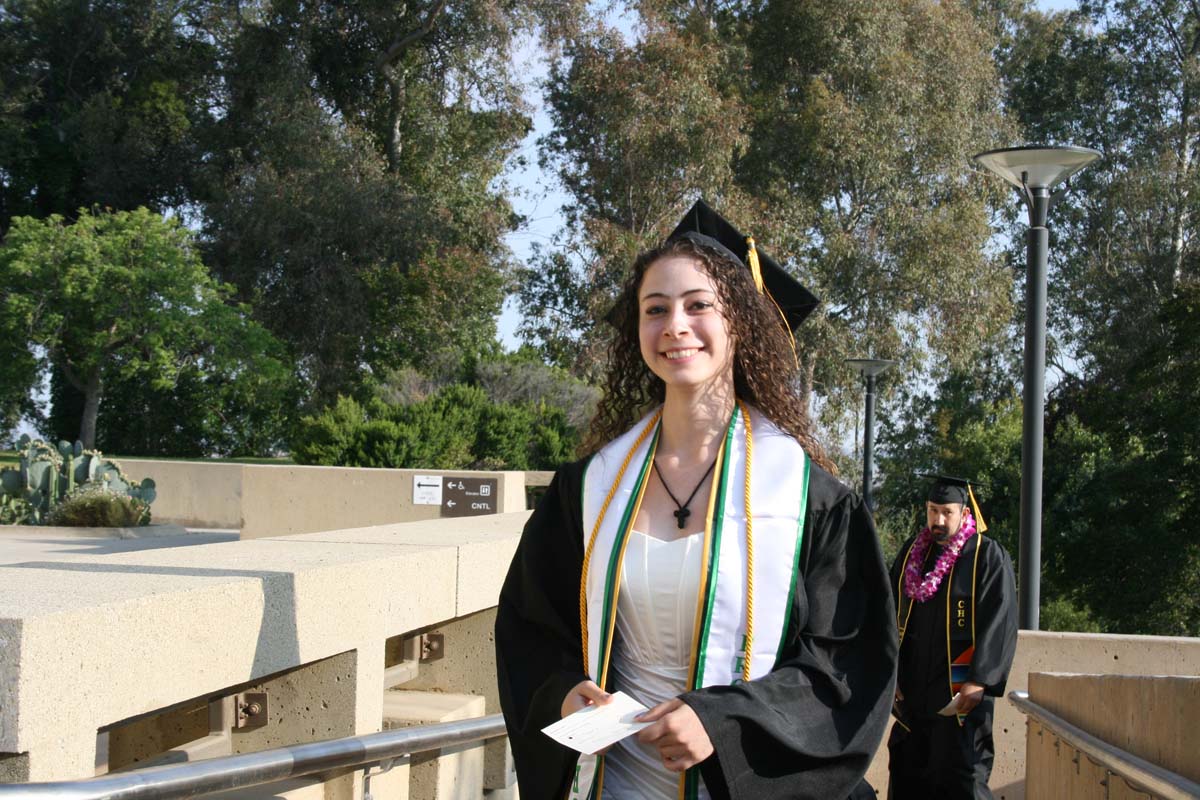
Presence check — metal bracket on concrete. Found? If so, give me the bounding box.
[419,633,444,663]
[233,692,269,730]
[384,632,445,688]
[362,755,406,800]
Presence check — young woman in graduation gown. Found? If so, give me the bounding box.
[496,205,898,800]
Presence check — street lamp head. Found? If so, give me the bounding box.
[845,358,898,378]
[972,145,1101,191]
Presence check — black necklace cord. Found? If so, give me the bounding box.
[653,456,719,529]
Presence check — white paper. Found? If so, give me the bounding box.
[412,475,443,505]
[540,691,652,755]
[937,692,964,716]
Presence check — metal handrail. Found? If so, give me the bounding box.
[1009,690,1200,800]
[0,713,507,799]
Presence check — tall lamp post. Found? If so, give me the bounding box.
[972,145,1101,630]
[845,358,897,512]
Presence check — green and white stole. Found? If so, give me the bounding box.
[568,402,810,800]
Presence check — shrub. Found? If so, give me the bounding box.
[46,484,151,527]
[291,383,583,470]
[0,437,156,525]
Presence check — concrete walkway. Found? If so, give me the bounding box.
[0,528,240,565]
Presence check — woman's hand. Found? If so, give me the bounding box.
[636,698,714,772]
[561,680,612,718]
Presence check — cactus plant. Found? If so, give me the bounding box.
[0,436,156,526]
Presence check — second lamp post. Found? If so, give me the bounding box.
[846,358,896,512]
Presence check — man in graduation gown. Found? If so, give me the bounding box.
[495,448,898,800]
[887,476,1018,800]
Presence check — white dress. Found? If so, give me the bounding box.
[601,530,711,800]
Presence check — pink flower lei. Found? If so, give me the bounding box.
[903,509,977,603]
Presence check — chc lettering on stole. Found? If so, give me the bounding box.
[956,599,967,629]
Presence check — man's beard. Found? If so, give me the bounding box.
[932,526,951,544]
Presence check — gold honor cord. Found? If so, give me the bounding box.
[579,409,662,666]
[944,558,954,710]
[739,400,755,682]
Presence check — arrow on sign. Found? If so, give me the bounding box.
[417,482,439,488]
[447,500,456,508]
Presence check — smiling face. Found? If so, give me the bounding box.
[637,254,735,393]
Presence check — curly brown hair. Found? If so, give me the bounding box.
[583,237,834,473]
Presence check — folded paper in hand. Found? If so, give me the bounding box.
[541,691,652,755]
[938,692,965,716]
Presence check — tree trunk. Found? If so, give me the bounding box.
[79,370,103,450]
[797,352,815,419]
[386,67,405,172]
[376,0,448,173]
[1173,89,1191,289]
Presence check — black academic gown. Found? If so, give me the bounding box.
[886,534,1017,800]
[496,456,898,800]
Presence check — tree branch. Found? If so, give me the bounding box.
[376,0,449,71]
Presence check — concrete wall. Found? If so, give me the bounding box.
[120,459,244,530]
[863,631,1200,799]
[239,466,526,539]
[117,459,528,538]
[1025,672,1200,795]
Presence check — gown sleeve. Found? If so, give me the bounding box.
[494,461,589,800]
[966,539,1018,696]
[680,468,899,800]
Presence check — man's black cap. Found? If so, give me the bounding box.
[920,473,989,532]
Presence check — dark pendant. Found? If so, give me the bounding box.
[673,507,690,529]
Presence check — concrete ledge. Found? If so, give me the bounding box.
[116,460,540,536]
[0,511,529,783]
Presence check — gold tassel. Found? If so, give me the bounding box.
[746,237,765,293]
[746,235,795,367]
[968,485,988,533]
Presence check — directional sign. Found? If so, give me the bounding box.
[442,477,499,518]
[413,475,443,506]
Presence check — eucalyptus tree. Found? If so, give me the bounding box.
[522,0,1014,440]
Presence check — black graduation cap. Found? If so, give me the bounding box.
[920,473,989,533]
[669,199,820,332]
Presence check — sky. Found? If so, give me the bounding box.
[495,0,1082,350]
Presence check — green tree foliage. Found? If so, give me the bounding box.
[0,0,215,229]
[2,0,586,420]
[917,1,1200,635]
[0,208,293,451]
[291,383,580,471]
[1041,282,1200,636]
